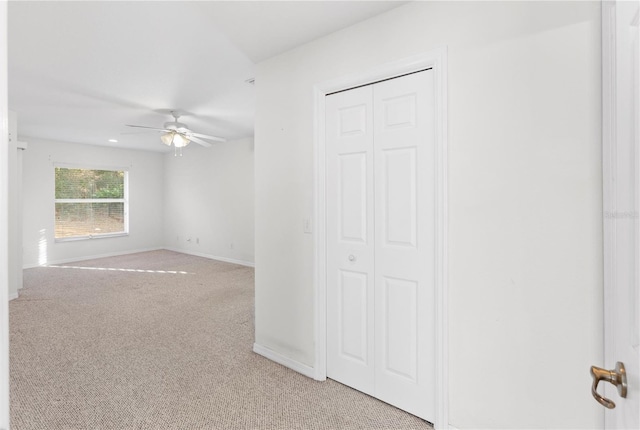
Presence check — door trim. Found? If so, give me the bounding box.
[0,2,10,428]
[602,2,640,426]
[312,49,449,429]
[602,0,616,384]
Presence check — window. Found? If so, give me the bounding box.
[54,167,128,240]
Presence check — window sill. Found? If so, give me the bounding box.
[54,232,129,243]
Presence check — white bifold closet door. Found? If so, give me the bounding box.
[326,70,435,421]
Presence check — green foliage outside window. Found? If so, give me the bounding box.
[54,168,127,239]
[55,168,125,199]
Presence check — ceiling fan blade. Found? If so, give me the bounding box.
[188,135,212,148]
[189,131,227,142]
[125,124,170,132]
[121,130,161,135]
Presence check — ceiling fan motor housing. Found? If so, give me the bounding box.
[164,121,189,133]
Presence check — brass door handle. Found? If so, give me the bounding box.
[590,362,627,409]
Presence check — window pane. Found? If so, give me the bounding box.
[55,202,125,238]
[55,168,124,199]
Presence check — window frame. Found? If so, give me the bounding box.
[53,164,130,242]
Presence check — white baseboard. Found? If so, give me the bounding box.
[8,292,18,301]
[22,247,255,269]
[253,343,315,379]
[22,247,164,269]
[164,247,254,268]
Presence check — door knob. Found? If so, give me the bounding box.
[348,255,356,262]
[590,362,627,409]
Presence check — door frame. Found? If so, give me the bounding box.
[602,1,640,427]
[312,49,449,429]
[0,2,10,429]
[602,0,616,385]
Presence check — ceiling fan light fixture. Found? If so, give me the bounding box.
[160,132,174,146]
[172,133,190,148]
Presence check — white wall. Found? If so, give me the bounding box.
[254,2,602,429]
[22,138,165,267]
[163,137,254,266]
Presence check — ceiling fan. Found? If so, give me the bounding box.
[126,110,226,156]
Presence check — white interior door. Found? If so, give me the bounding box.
[326,85,375,396]
[326,70,435,421]
[602,0,640,427]
[372,72,435,419]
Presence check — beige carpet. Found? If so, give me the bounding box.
[10,250,431,430]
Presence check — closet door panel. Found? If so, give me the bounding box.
[326,86,375,395]
[373,70,436,420]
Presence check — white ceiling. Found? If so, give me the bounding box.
[8,1,406,152]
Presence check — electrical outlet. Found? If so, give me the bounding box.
[303,218,312,234]
[196,238,199,245]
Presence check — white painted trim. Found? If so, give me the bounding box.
[23,247,255,270]
[0,3,9,428]
[163,247,255,268]
[8,293,17,302]
[433,48,450,430]
[55,199,125,204]
[253,343,315,379]
[313,69,328,384]
[22,247,164,269]
[313,48,449,429]
[53,162,131,172]
[602,0,617,376]
[54,232,130,243]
